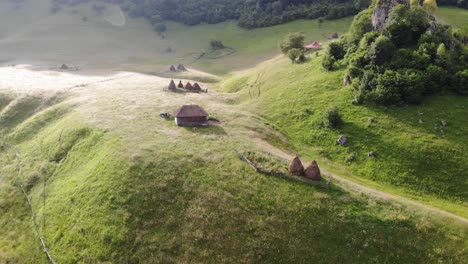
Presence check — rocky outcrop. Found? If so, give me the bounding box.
[288,156,305,176]
[372,0,409,31]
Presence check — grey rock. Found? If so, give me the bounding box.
[372,0,409,31]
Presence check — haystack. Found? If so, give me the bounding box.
[288,156,305,176]
[177,64,187,71]
[170,65,177,72]
[193,83,202,91]
[168,80,177,91]
[60,64,69,70]
[332,32,339,39]
[305,160,321,181]
[178,80,184,88]
[185,82,193,90]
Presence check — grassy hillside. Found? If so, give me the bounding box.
[0,81,467,263]
[0,0,351,75]
[436,7,468,28]
[222,51,468,217]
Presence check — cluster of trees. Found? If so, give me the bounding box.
[437,0,468,8]
[84,0,371,29]
[280,33,307,63]
[322,2,468,105]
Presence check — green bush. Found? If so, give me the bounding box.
[328,41,346,60]
[323,106,343,128]
[452,69,468,95]
[287,48,305,64]
[322,52,336,71]
[368,35,395,65]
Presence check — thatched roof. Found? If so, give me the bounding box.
[170,65,177,72]
[288,156,305,176]
[185,82,193,90]
[193,83,202,91]
[178,80,184,88]
[168,80,177,91]
[305,160,321,181]
[174,105,208,118]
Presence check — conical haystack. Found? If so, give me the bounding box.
[178,80,184,88]
[332,32,339,39]
[168,80,177,91]
[193,83,202,91]
[288,156,305,176]
[185,82,193,90]
[177,64,187,71]
[305,160,321,181]
[170,65,177,72]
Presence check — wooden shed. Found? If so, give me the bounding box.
[174,105,209,127]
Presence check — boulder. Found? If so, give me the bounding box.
[337,135,348,146]
[343,74,351,85]
[288,156,305,176]
[372,0,409,31]
[305,160,321,181]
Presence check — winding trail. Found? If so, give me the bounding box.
[255,138,468,225]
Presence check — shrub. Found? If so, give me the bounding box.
[452,70,468,95]
[323,106,343,128]
[322,52,336,71]
[328,41,346,60]
[153,23,167,34]
[369,35,395,65]
[210,40,225,50]
[287,48,305,64]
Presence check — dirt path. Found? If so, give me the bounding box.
[255,138,468,225]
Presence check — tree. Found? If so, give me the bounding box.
[410,0,421,7]
[280,33,305,54]
[452,70,468,95]
[322,52,336,71]
[210,40,225,50]
[328,41,346,60]
[423,0,438,13]
[154,23,167,35]
[287,48,305,64]
[323,106,343,128]
[369,35,395,65]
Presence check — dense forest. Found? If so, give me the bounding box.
[52,0,467,28]
[321,0,468,105]
[52,0,371,28]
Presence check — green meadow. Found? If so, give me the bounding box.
[0,2,467,263]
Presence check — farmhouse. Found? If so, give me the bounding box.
[304,42,321,50]
[174,105,209,127]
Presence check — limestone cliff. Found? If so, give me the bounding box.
[372,0,410,31]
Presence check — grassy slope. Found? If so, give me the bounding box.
[0,89,467,263]
[0,0,351,75]
[222,49,468,217]
[436,7,468,28]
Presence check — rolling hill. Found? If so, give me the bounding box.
[0,1,467,263]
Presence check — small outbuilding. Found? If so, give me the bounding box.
[304,42,321,50]
[174,105,209,127]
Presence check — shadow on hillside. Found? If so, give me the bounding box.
[183,125,227,135]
